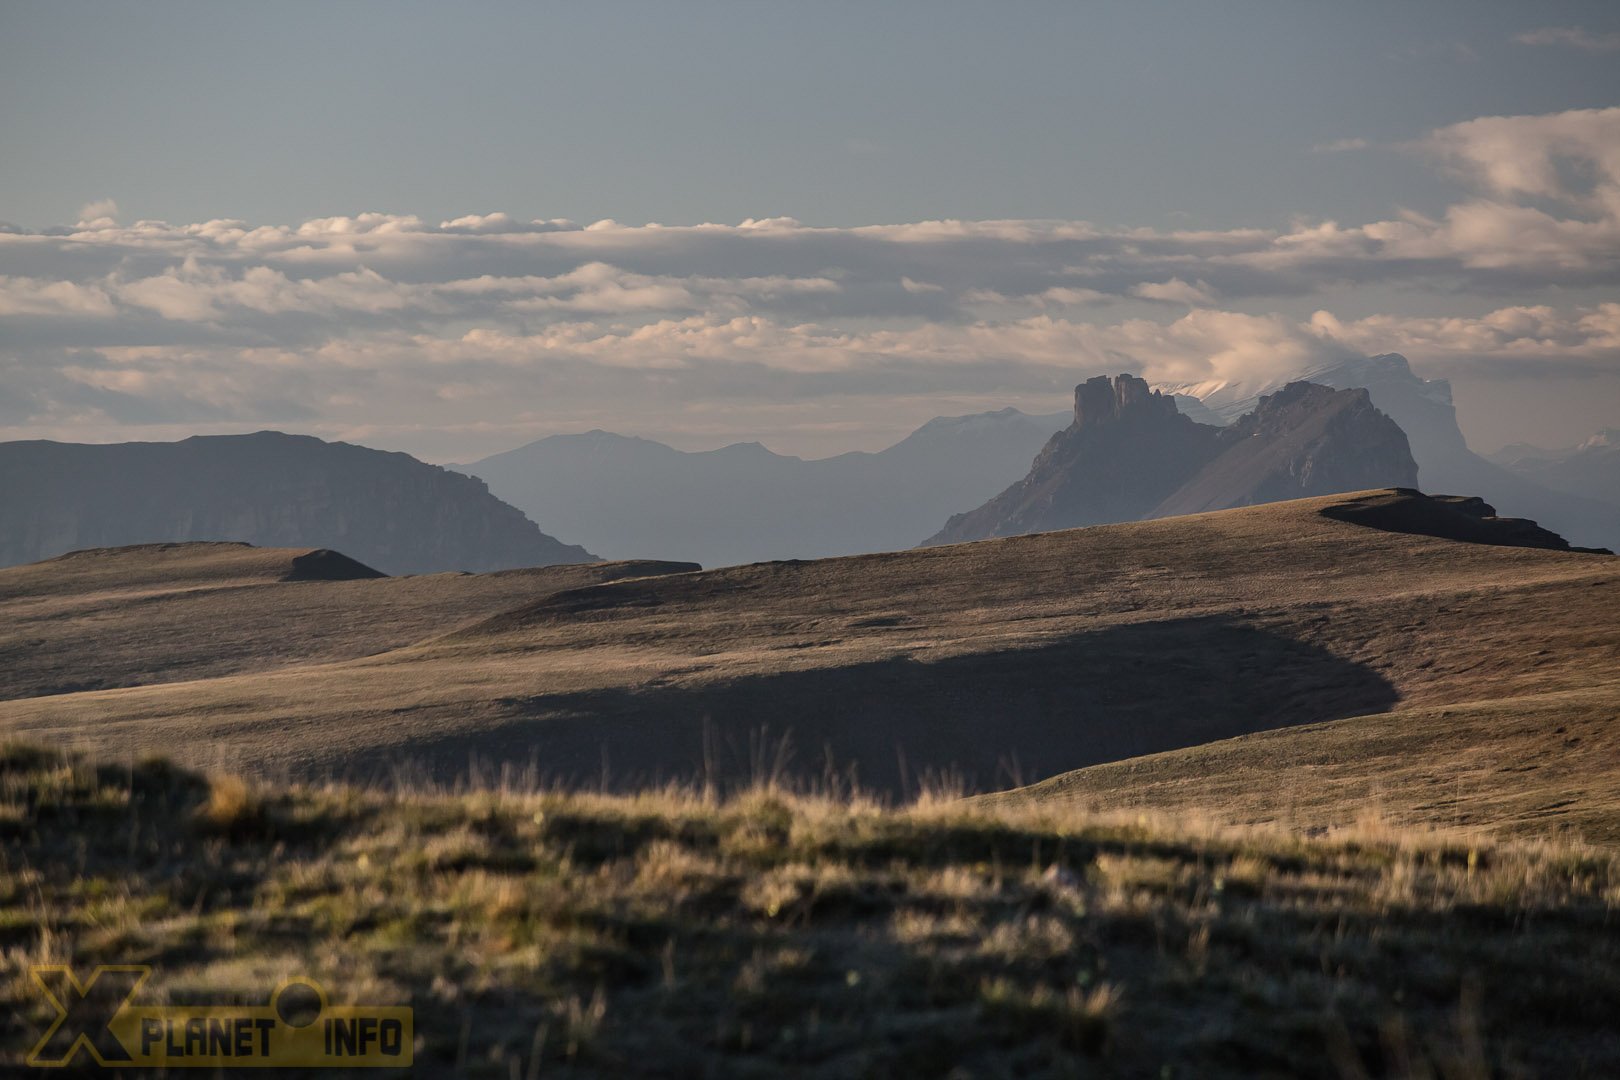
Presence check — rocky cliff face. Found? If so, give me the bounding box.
[924,375,1418,545]
[1151,382,1418,518]
[1163,352,1620,551]
[0,432,598,574]
[925,375,1220,544]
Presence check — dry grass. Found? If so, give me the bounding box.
[2,745,1618,1077]
[995,683,1620,846]
[0,492,1615,850]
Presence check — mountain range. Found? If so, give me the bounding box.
[1159,353,1620,550]
[0,431,597,575]
[453,408,1070,567]
[3,353,1613,575]
[1488,428,1620,508]
[925,375,1417,545]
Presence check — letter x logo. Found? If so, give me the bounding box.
[27,965,148,1067]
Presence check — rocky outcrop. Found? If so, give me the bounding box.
[0,432,598,575]
[924,376,1221,544]
[1321,490,1612,554]
[924,375,1418,545]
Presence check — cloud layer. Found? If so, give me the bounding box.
[3,108,1618,457]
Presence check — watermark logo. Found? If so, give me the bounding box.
[27,967,413,1068]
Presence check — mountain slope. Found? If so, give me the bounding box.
[1151,382,1416,517]
[1161,353,1620,549]
[926,376,1415,544]
[0,432,598,575]
[454,408,1070,567]
[2,490,1613,840]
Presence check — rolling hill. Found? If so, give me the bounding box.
[0,543,697,702]
[1,489,1614,846]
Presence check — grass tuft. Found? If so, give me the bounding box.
[1,743,1617,1077]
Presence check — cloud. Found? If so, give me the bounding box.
[0,276,116,318]
[3,107,1618,455]
[1309,302,1620,376]
[1312,138,1369,154]
[1131,278,1218,306]
[1514,26,1620,52]
[76,199,119,227]
[1418,106,1620,218]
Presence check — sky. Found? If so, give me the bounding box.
[2,1,1618,460]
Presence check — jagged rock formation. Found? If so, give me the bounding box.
[1151,382,1419,518]
[1161,353,1620,550]
[0,432,597,575]
[924,375,1417,544]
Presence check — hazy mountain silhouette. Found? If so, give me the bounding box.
[1488,429,1620,510]
[1160,353,1620,550]
[0,432,597,575]
[455,408,1070,567]
[925,376,1416,545]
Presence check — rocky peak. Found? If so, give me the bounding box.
[1227,381,1368,433]
[925,377,1418,545]
[1073,374,1181,428]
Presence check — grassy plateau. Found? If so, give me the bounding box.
[3,490,1618,1075]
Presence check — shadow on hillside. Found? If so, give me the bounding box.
[368,615,1399,798]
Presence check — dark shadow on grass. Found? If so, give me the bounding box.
[360,615,1399,798]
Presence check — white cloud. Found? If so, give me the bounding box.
[1514,26,1620,52]
[3,107,1618,454]
[1131,278,1219,306]
[0,276,116,317]
[1418,106,1620,219]
[1309,303,1620,372]
[76,198,119,227]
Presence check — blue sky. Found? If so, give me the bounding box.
[6,1,1618,230]
[1,2,1618,458]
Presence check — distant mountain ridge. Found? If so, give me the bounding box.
[454,408,1071,567]
[1159,353,1620,550]
[1488,428,1620,510]
[0,432,597,575]
[925,375,1417,545]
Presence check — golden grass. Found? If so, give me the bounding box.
[2,745,1618,1076]
[3,494,1616,848]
